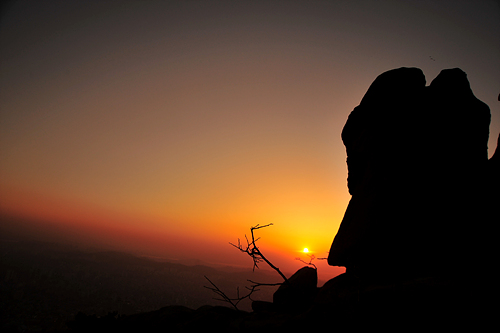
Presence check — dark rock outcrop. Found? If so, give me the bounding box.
[65,68,498,332]
[272,266,317,312]
[328,67,493,279]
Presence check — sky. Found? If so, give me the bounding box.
[1,0,499,280]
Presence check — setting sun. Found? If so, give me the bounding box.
[303,248,309,253]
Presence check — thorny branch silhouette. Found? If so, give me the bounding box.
[204,223,288,310]
[229,223,289,283]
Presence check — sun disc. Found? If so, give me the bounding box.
[303,248,309,253]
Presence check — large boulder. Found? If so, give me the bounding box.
[328,67,492,279]
[272,266,317,312]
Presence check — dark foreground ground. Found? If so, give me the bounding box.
[66,269,498,332]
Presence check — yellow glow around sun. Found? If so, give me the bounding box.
[303,248,309,253]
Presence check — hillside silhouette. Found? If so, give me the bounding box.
[3,67,498,332]
[63,68,498,332]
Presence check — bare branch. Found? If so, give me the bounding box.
[229,223,288,283]
[204,276,282,310]
[203,276,239,310]
[295,254,318,269]
[205,223,289,310]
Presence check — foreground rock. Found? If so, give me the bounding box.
[273,266,317,312]
[66,68,498,332]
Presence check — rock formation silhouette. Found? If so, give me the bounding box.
[64,68,498,332]
[328,67,494,280]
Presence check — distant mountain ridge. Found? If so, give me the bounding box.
[0,239,280,332]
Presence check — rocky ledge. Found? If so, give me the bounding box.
[67,68,498,332]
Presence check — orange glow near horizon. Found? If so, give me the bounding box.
[0,182,346,279]
[1,1,498,283]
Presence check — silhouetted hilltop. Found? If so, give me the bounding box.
[3,68,498,332]
[64,68,498,331]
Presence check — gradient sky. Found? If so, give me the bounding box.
[1,0,499,279]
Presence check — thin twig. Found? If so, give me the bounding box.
[295,254,318,269]
[205,223,289,310]
[204,276,239,310]
[204,276,282,310]
[229,223,289,283]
